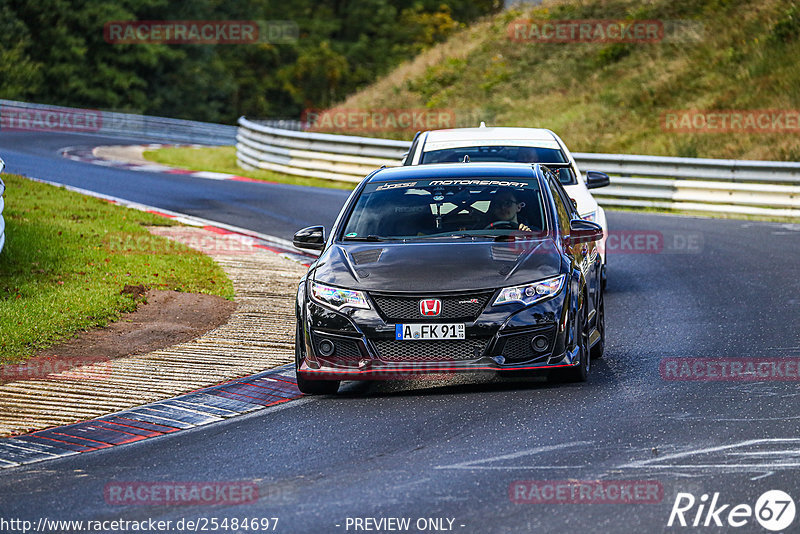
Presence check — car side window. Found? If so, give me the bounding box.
[404,132,421,166]
[546,177,571,238]
[551,178,578,220]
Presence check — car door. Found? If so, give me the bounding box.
[546,173,600,319]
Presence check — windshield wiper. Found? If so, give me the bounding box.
[411,233,495,240]
[441,233,542,242]
[342,235,387,242]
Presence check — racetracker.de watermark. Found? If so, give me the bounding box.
[0,355,111,383]
[509,480,663,504]
[507,19,664,43]
[0,105,101,133]
[304,368,459,381]
[507,19,704,44]
[104,20,298,44]
[660,357,800,382]
[106,230,262,256]
[104,481,258,506]
[303,108,456,133]
[598,230,703,255]
[662,110,800,133]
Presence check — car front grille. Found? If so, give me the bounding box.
[369,291,495,322]
[372,339,489,362]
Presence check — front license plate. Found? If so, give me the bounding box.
[395,323,465,340]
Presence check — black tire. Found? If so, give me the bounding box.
[295,322,340,395]
[551,296,589,383]
[601,261,607,290]
[590,291,605,360]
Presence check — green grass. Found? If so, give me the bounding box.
[0,175,234,364]
[143,146,357,191]
[604,205,799,224]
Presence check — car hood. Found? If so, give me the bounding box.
[312,239,562,293]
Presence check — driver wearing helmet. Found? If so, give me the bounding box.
[484,188,531,232]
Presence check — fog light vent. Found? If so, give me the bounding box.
[318,339,335,357]
[531,335,549,352]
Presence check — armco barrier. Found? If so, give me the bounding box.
[0,99,236,145]
[237,116,800,218]
[236,117,407,183]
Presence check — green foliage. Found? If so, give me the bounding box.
[342,0,800,160]
[595,43,632,66]
[0,1,500,122]
[770,2,800,43]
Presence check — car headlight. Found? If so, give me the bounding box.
[581,211,596,222]
[310,281,370,311]
[493,274,566,306]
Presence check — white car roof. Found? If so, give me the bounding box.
[423,127,561,150]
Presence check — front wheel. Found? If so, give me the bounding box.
[551,298,590,383]
[590,291,605,360]
[295,322,340,395]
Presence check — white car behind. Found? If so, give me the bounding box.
[402,126,610,285]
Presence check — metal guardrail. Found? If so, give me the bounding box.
[0,157,5,255]
[0,99,236,145]
[236,117,407,182]
[237,116,800,218]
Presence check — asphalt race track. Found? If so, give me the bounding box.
[0,131,349,239]
[1,131,800,533]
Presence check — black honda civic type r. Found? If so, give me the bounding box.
[293,162,605,394]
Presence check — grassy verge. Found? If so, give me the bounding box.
[336,0,800,161]
[143,146,357,191]
[0,174,234,364]
[604,205,799,224]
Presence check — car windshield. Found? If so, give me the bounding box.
[420,146,576,185]
[341,177,547,241]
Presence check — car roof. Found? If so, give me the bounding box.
[367,162,541,183]
[422,127,560,150]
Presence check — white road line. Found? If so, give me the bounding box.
[623,463,800,470]
[729,450,800,456]
[435,441,592,470]
[620,438,800,468]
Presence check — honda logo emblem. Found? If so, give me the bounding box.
[419,299,442,316]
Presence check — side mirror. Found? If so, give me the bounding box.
[585,170,610,189]
[293,225,326,251]
[568,219,603,245]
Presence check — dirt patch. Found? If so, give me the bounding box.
[2,290,236,382]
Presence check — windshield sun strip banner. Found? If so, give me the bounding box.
[369,178,540,193]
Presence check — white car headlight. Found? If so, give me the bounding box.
[493,275,566,306]
[310,281,370,311]
[581,211,596,222]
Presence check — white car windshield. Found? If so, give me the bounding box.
[420,146,576,185]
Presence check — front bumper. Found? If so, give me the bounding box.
[298,347,581,380]
[298,285,579,381]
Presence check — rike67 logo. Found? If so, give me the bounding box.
[668,490,796,531]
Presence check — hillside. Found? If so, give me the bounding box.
[331,0,800,161]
